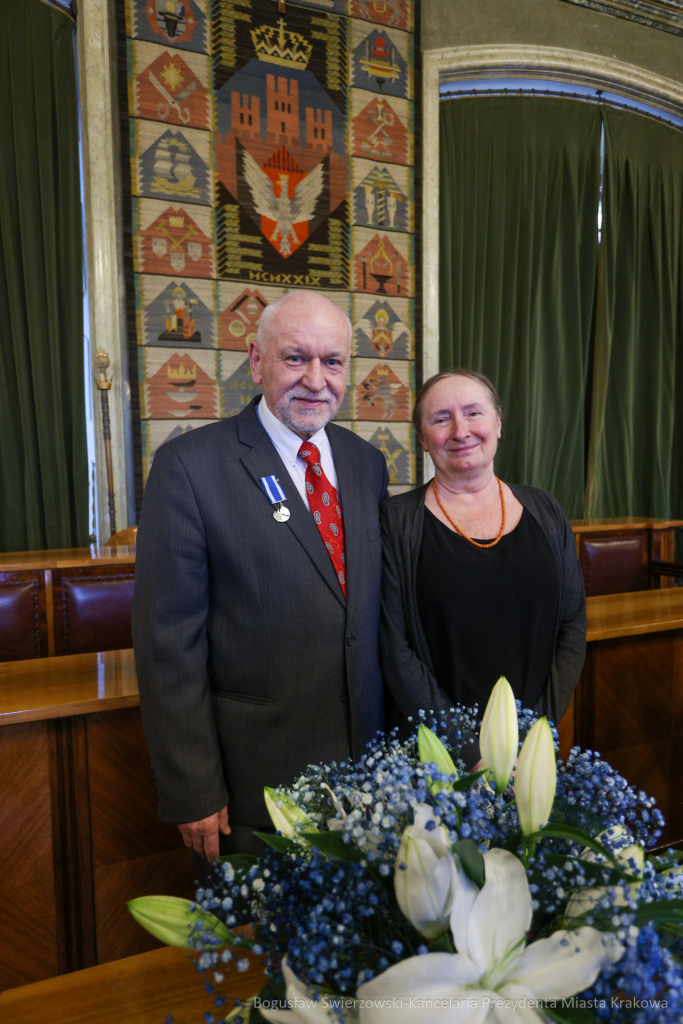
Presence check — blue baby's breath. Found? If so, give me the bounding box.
[187,708,683,1020]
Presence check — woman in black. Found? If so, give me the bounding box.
[380,369,586,761]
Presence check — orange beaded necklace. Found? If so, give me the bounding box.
[431,476,506,549]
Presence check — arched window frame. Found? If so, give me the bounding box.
[421,45,683,481]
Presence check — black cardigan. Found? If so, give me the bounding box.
[379,482,586,728]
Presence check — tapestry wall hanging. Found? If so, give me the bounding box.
[559,0,683,36]
[121,0,419,499]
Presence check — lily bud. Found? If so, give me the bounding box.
[394,804,459,939]
[417,724,459,795]
[479,676,518,793]
[514,717,556,836]
[264,787,311,839]
[128,895,231,949]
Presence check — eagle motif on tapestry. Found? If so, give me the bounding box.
[236,140,330,259]
[241,148,325,257]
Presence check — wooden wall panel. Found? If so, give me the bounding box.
[0,721,59,989]
[86,708,195,964]
[575,629,683,846]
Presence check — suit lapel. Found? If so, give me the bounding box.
[238,403,346,608]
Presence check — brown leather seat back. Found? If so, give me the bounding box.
[0,572,47,661]
[580,533,649,597]
[54,568,135,655]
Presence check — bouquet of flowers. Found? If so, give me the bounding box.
[130,679,683,1023]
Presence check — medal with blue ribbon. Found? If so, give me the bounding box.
[260,475,290,522]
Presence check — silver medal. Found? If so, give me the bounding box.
[273,502,290,523]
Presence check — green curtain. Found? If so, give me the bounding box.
[0,0,88,551]
[585,107,683,518]
[439,97,602,518]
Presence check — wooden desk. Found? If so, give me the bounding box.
[0,546,137,572]
[566,588,683,848]
[570,516,683,534]
[0,944,265,1024]
[0,649,139,724]
[0,652,193,991]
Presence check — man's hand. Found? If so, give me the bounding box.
[178,805,230,863]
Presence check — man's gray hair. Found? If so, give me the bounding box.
[255,290,353,350]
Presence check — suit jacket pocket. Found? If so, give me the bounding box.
[212,689,274,706]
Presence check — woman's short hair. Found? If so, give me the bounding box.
[412,369,503,435]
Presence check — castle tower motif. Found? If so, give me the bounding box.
[231,93,260,141]
[305,107,333,154]
[266,75,299,146]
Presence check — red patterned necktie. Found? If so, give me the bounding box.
[297,442,347,597]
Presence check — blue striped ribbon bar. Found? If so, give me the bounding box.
[260,475,287,504]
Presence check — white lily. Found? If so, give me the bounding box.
[479,676,518,793]
[259,956,359,1023]
[565,825,645,919]
[514,718,556,836]
[359,848,623,1023]
[418,724,459,795]
[394,804,460,939]
[264,787,314,840]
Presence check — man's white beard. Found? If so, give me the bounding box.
[275,387,340,436]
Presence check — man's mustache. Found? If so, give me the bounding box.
[287,389,333,403]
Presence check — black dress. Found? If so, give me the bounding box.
[416,506,560,711]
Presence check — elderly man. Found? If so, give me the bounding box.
[132,291,389,859]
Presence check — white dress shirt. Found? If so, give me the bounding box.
[256,395,338,507]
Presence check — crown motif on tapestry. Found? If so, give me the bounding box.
[168,215,185,228]
[167,362,198,381]
[251,18,312,70]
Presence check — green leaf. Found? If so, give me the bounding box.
[453,839,485,888]
[301,830,364,863]
[216,853,258,872]
[524,824,625,871]
[543,1004,601,1024]
[450,769,487,792]
[249,975,286,1023]
[253,831,300,854]
[633,899,683,927]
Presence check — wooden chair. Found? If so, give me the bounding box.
[105,526,138,547]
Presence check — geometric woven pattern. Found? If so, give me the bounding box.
[122,0,418,493]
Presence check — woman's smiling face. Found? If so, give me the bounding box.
[419,375,502,478]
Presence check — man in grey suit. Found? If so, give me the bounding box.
[132,290,389,861]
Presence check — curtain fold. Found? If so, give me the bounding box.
[439,97,602,518]
[585,107,683,518]
[0,0,87,551]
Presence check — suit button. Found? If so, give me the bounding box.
[341,693,350,703]
[346,634,356,647]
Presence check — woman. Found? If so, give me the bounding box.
[380,369,585,755]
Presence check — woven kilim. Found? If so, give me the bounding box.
[120,0,419,500]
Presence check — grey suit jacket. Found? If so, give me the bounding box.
[132,397,389,828]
